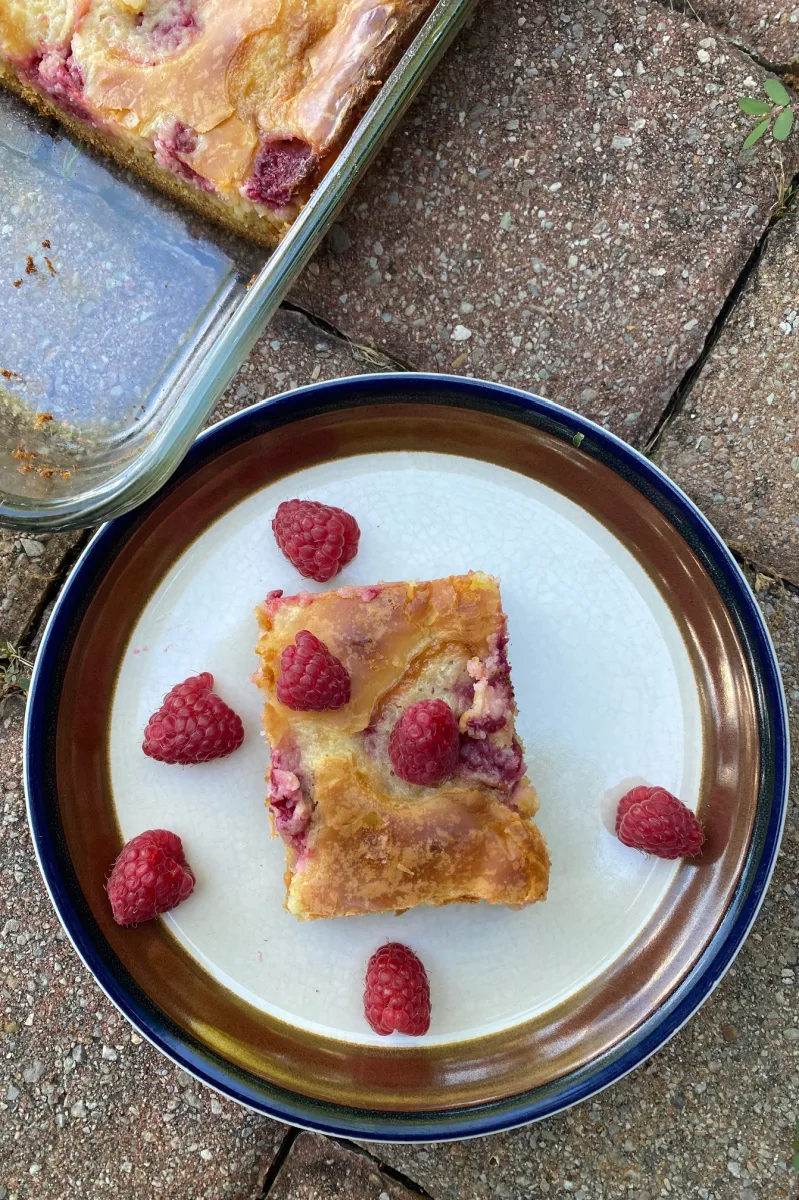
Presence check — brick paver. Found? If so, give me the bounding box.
[293,0,797,445]
[656,208,799,584]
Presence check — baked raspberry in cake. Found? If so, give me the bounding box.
[0,0,433,245]
[254,572,550,920]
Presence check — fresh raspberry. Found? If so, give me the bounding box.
[614,784,651,832]
[616,785,705,859]
[142,672,244,764]
[276,631,350,710]
[272,499,360,582]
[364,943,431,1036]
[106,830,195,926]
[389,699,459,786]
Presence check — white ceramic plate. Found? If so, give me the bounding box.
[109,450,702,1044]
[26,376,784,1138]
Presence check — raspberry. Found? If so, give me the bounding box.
[106,830,195,925]
[363,943,431,1036]
[142,672,244,764]
[244,138,317,209]
[389,699,459,786]
[153,118,214,193]
[614,784,651,832]
[276,631,350,710]
[616,785,705,859]
[272,499,360,582]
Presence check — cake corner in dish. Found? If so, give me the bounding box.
[253,571,550,920]
[0,0,436,246]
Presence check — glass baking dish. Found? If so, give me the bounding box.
[0,0,476,532]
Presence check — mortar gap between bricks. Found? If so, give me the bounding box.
[255,1126,299,1198]
[332,1137,437,1199]
[720,37,799,80]
[643,174,799,456]
[279,299,416,372]
[729,547,799,597]
[654,0,799,76]
[656,0,709,27]
[15,527,94,659]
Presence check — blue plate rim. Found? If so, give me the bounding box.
[23,372,789,1141]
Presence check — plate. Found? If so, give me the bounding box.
[24,373,788,1140]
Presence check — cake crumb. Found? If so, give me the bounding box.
[17,464,35,475]
[34,412,53,429]
[12,443,38,462]
[25,255,37,275]
[59,470,72,480]
[41,239,51,249]
[39,466,55,479]
[1,368,21,381]
[12,280,22,288]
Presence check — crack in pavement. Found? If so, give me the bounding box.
[280,300,415,373]
[255,1127,299,1198]
[252,1130,438,1199]
[655,0,799,74]
[332,1138,438,1199]
[730,547,799,595]
[643,181,799,455]
[13,527,93,660]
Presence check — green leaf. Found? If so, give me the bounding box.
[764,77,791,106]
[572,432,585,448]
[738,96,771,115]
[773,107,794,141]
[743,118,771,149]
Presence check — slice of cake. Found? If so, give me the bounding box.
[0,0,433,246]
[254,572,550,920]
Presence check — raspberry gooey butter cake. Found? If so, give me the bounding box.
[0,0,434,245]
[254,572,551,920]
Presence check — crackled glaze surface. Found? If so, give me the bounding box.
[0,0,431,234]
[109,450,702,1045]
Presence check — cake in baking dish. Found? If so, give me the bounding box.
[254,572,550,920]
[0,0,433,245]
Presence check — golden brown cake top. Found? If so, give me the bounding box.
[254,573,550,920]
[1,0,430,210]
[256,572,506,742]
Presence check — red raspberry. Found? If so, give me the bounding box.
[388,699,459,786]
[276,631,350,710]
[614,784,652,832]
[142,672,244,764]
[364,943,431,1036]
[272,499,360,583]
[616,785,705,859]
[106,830,195,926]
